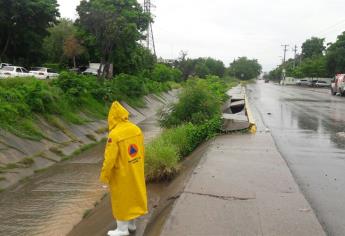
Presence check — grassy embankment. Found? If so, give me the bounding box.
[0,65,181,141]
[0,65,181,175]
[145,76,238,181]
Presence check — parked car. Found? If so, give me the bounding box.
[0,63,11,69]
[82,67,99,76]
[310,80,318,87]
[29,67,59,79]
[315,80,330,88]
[0,66,32,78]
[331,74,345,96]
[296,79,312,86]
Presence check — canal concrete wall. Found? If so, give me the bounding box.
[0,91,178,190]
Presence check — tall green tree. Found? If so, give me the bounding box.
[43,19,77,64]
[76,0,151,77]
[326,31,345,75]
[176,57,225,79]
[228,57,262,80]
[301,37,325,59]
[0,0,59,66]
[299,56,327,78]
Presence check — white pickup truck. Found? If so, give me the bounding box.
[0,66,33,78]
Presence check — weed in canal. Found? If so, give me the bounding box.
[5,163,19,169]
[18,158,35,167]
[49,147,64,157]
[86,134,97,141]
[83,209,93,219]
[101,193,108,200]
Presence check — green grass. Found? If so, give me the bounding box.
[86,134,97,141]
[34,167,50,174]
[49,147,64,156]
[5,163,19,169]
[18,157,35,167]
[95,127,108,134]
[145,138,180,181]
[0,176,6,181]
[83,209,93,219]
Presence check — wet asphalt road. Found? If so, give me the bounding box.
[247,81,345,236]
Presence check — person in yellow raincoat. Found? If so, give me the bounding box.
[100,101,147,236]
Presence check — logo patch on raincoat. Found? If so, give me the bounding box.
[128,144,139,158]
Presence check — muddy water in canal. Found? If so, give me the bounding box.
[0,115,162,236]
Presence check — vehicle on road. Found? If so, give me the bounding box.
[29,67,59,79]
[310,79,318,87]
[296,79,312,86]
[82,67,99,76]
[0,63,11,69]
[0,66,32,78]
[315,80,330,88]
[331,74,345,96]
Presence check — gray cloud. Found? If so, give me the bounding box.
[58,0,345,71]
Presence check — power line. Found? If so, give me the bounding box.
[312,18,345,37]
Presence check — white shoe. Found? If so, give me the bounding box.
[107,229,129,236]
[107,221,129,236]
[128,220,136,232]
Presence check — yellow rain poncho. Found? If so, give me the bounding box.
[100,101,147,221]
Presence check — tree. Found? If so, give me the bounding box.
[302,37,325,59]
[299,56,327,78]
[228,57,262,80]
[326,31,345,75]
[43,19,77,64]
[176,57,225,79]
[0,0,59,66]
[76,0,151,78]
[63,36,85,68]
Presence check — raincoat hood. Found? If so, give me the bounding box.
[108,101,129,131]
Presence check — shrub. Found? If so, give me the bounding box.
[151,64,182,82]
[113,73,145,98]
[159,79,221,127]
[145,117,222,181]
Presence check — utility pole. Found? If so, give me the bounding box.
[281,44,289,84]
[144,0,156,57]
[281,44,289,64]
[292,45,298,68]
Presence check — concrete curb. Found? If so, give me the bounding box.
[245,93,257,134]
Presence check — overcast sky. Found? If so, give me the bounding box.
[58,0,345,71]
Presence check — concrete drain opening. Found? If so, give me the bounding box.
[221,86,256,133]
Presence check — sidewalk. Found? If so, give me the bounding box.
[160,133,325,236]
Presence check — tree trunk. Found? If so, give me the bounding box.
[73,56,76,68]
[0,34,10,60]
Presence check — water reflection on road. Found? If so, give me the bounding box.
[248,82,345,235]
